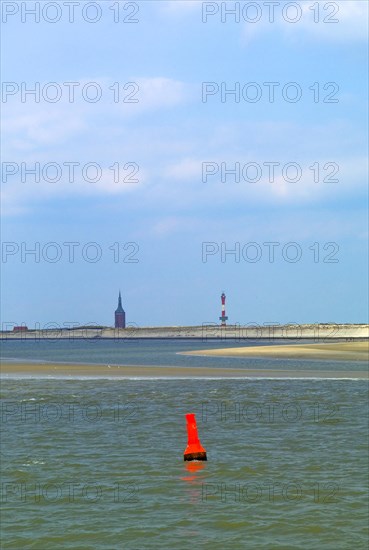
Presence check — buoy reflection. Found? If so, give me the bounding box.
[181,460,206,483]
[181,460,207,504]
[185,461,205,475]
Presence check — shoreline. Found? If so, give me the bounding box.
[0,362,367,380]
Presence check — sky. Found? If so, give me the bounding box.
[1,0,368,328]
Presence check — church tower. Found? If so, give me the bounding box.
[115,291,126,328]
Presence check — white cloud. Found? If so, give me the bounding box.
[151,216,192,236]
[130,77,191,112]
[1,76,191,151]
[159,0,202,15]
[298,0,368,41]
[165,157,201,180]
[0,157,148,217]
[157,0,367,42]
[160,151,367,207]
[1,79,366,217]
[241,0,368,43]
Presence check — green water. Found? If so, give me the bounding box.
[1,377,368,549]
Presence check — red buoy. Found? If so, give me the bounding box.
[184,413,207,461]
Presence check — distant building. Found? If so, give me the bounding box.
[115,291,126,328]
[13,326,28,332]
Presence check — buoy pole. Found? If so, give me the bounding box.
[184,413,207,461]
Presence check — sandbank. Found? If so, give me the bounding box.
[181,341,368,362]
[0,361,367,379]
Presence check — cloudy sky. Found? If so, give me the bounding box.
[1,0,368,328]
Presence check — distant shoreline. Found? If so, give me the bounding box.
[1,323,368,340]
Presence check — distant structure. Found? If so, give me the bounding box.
[13,326,28,332]
[219,292,228,326]
[115,291,126,328]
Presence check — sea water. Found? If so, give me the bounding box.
[1,340,368,549]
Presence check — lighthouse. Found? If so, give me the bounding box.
[219,292,228,326]
[115,291,126,328]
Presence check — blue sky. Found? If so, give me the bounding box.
[1,0,368,328]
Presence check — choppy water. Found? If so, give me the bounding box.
[1,341,368,548]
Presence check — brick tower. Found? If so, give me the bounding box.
[115,291,126,328]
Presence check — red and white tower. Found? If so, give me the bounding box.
[219,292,228,326]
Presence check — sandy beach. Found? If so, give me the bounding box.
[182,341,369,362]
[0,360,367,379]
